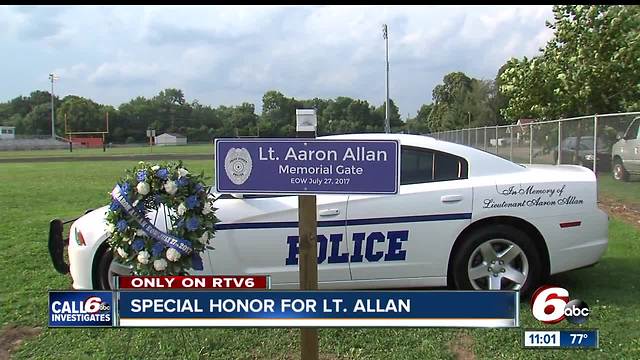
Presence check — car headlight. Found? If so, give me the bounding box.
[584,154,594,161]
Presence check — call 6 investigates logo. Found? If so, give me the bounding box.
[530,285,590,324]
[49,291,114,327]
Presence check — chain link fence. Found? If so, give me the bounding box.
[428,112,640,175]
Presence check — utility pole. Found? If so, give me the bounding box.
[49,73,59,139]
[383,24,390,134]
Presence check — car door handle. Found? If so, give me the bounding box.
[319,209,340,216]
[441,194,463,203]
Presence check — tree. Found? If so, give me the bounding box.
[57,96,103,136]
[374,99,403,133]
[23,103,52,136]
[428,72,498,131]
[500,5,640,120]
[405,104,434,134]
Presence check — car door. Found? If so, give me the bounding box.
[345,146,473,281]
[209,194,350,287]
[623,118,640,174]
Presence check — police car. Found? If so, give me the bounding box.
[49,134,608,295]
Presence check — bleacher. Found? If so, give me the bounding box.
[0,137,68,151]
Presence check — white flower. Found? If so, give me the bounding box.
[198,231,210,243]
[106,223,116,234]
[151,165,160,171]
[138,161,145,165]
[154,258,167,271]
[136,182,150,195]
[202,200,214,215]
[136,229,145,237]
[116,247,128,258]
[123,236,131,244]
[177,203,187,216]
[137,250,150,264]
[166,248,181,262]
[164,180,178,195]
[177,168,189,177]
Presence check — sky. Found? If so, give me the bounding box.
[0,5,554,117]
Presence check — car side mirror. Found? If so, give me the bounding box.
[616,132,624,140]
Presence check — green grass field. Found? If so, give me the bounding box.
[0,144,214,159]
[1,160,639,359]
[597,173,640,206]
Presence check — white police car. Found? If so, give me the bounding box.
[50,134,608,295]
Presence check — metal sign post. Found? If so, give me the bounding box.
[296,109,319,360]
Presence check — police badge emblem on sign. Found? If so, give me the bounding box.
[224,147,253,185]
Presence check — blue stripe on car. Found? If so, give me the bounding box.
[215,212,472,230]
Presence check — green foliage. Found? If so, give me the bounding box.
[405,104,434,134]
[422,72,505,132]
[0,88,406,141]
[500,5,640,120]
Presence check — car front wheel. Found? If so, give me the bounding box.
[613,160,629,182]
[450,224,542,296]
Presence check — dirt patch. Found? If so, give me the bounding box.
[0,325,41,360]
[599,197,640,230]
[448,331,476,360]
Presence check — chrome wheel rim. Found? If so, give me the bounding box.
[467,239,529,290]
[613,164,623,180]
[108,260,132,289]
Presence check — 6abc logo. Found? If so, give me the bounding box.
[530,285,590,324]
[84,296,111,313]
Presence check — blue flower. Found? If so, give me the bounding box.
[191,253,203,270]
[136,170,147,182]
[109,199,120,211]
[185,216,200,231]
[177,177,189,187]
[156,168,169,180]
[120,182,130,195]
[132,238,145,252]
[116,219,128,232]
[194,183,204,193]
[185,195,199,209]
[152,242,165,257]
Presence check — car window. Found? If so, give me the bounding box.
[401,147,434,184]
[625,118,640,140]
[401,146,468,185]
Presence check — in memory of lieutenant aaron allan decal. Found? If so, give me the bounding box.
[224,147,253,185]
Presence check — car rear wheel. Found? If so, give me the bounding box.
[613,160,629,182]
[95,246,132,290]
[451,224,542,296]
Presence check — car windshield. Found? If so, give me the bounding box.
[563,137,608,151]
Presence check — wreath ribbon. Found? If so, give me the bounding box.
[111,184,193,256]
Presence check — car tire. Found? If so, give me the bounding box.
[94,245,132,290]
[613,159,629,182]
[450,224,543,297]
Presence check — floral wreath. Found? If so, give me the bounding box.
[105,161,218,275]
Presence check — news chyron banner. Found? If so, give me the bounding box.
[49,276,519,328]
